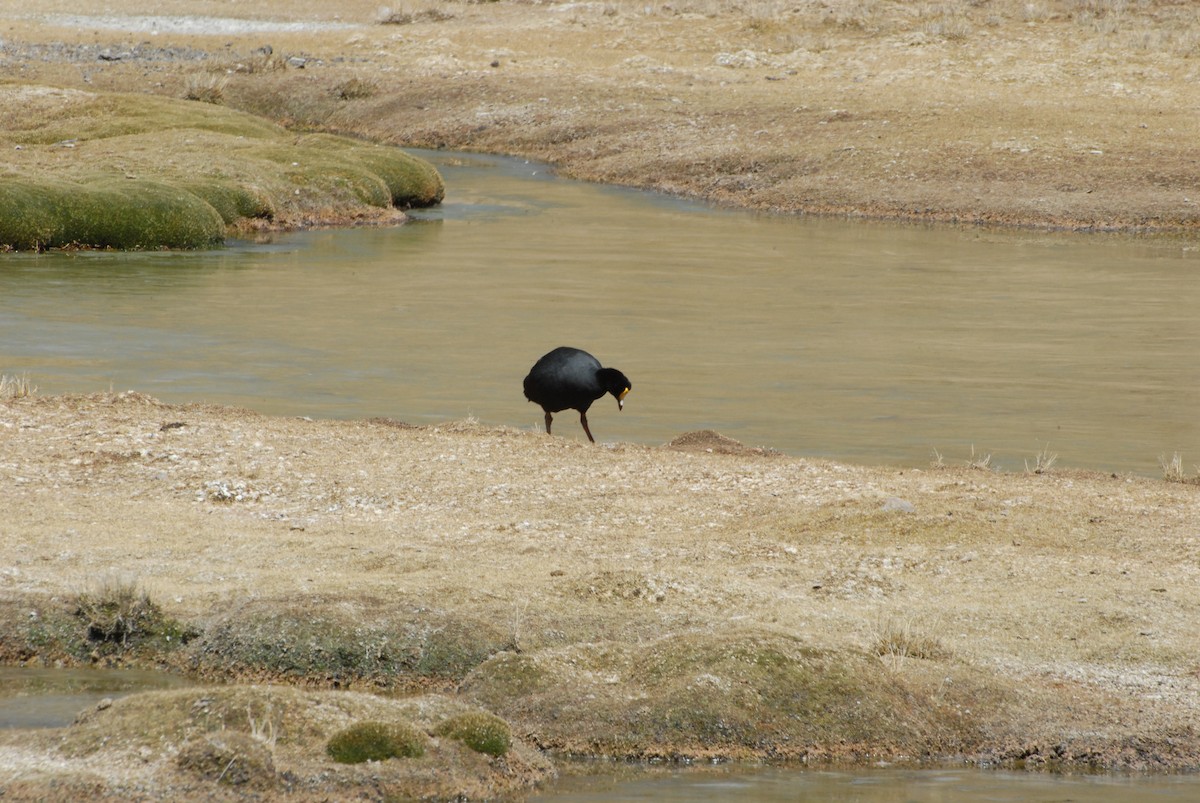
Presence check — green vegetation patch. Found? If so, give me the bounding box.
[434,711,512,757]
[179,178,276,224]
[0,85,443,250]
[326,720,428,763]
[3,87,282,145]
[0,176,226,250]
[322,136,445,208]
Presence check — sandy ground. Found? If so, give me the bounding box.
[2,1,1200,798]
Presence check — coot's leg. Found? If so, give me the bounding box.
[580,412,595,443]
[544,411,553,435]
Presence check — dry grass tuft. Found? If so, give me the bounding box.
[1025,445,1059,475]
[870,615,951,671]
[0,373,37,398]
[920,5,973,40]
[930,448,946,469]
[247,704,279,750]
[1159,452,1187,483]
[232,48,287,75]
[182,72,229,105]
[177,731,277,788]
[966,445,994,471]
[74,576,162,646]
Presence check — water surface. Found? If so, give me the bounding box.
[535,764,1200,802]
[0,666,190,729]
[1,150,1197,474]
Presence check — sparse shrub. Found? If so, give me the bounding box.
[234,47,286,74]
[326,720,427,763]
[923,14,972,41]
[831,0,875,29]
[378,4,456,25]
[71,577,196,655]
[75,578,162,645]
[435,711,512,757]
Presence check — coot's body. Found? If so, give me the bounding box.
[523,347,631,443]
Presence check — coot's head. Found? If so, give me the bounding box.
[598,368,632,410]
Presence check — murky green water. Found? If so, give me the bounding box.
[1,150,1197,473]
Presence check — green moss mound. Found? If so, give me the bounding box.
[180,178,276,224]
[326,720,427,763]
[0,177,226,250]
[0,85,443,251]
[434,711,512,757]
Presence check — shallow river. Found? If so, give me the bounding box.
[2,150,1198,474]
[536,763,1200,802]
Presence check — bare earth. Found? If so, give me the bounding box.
[2,1,1200,799]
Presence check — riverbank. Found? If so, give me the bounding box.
[1,391,1198,798]
[4,0,1199,232]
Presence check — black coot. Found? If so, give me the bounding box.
[523,347,631,443]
